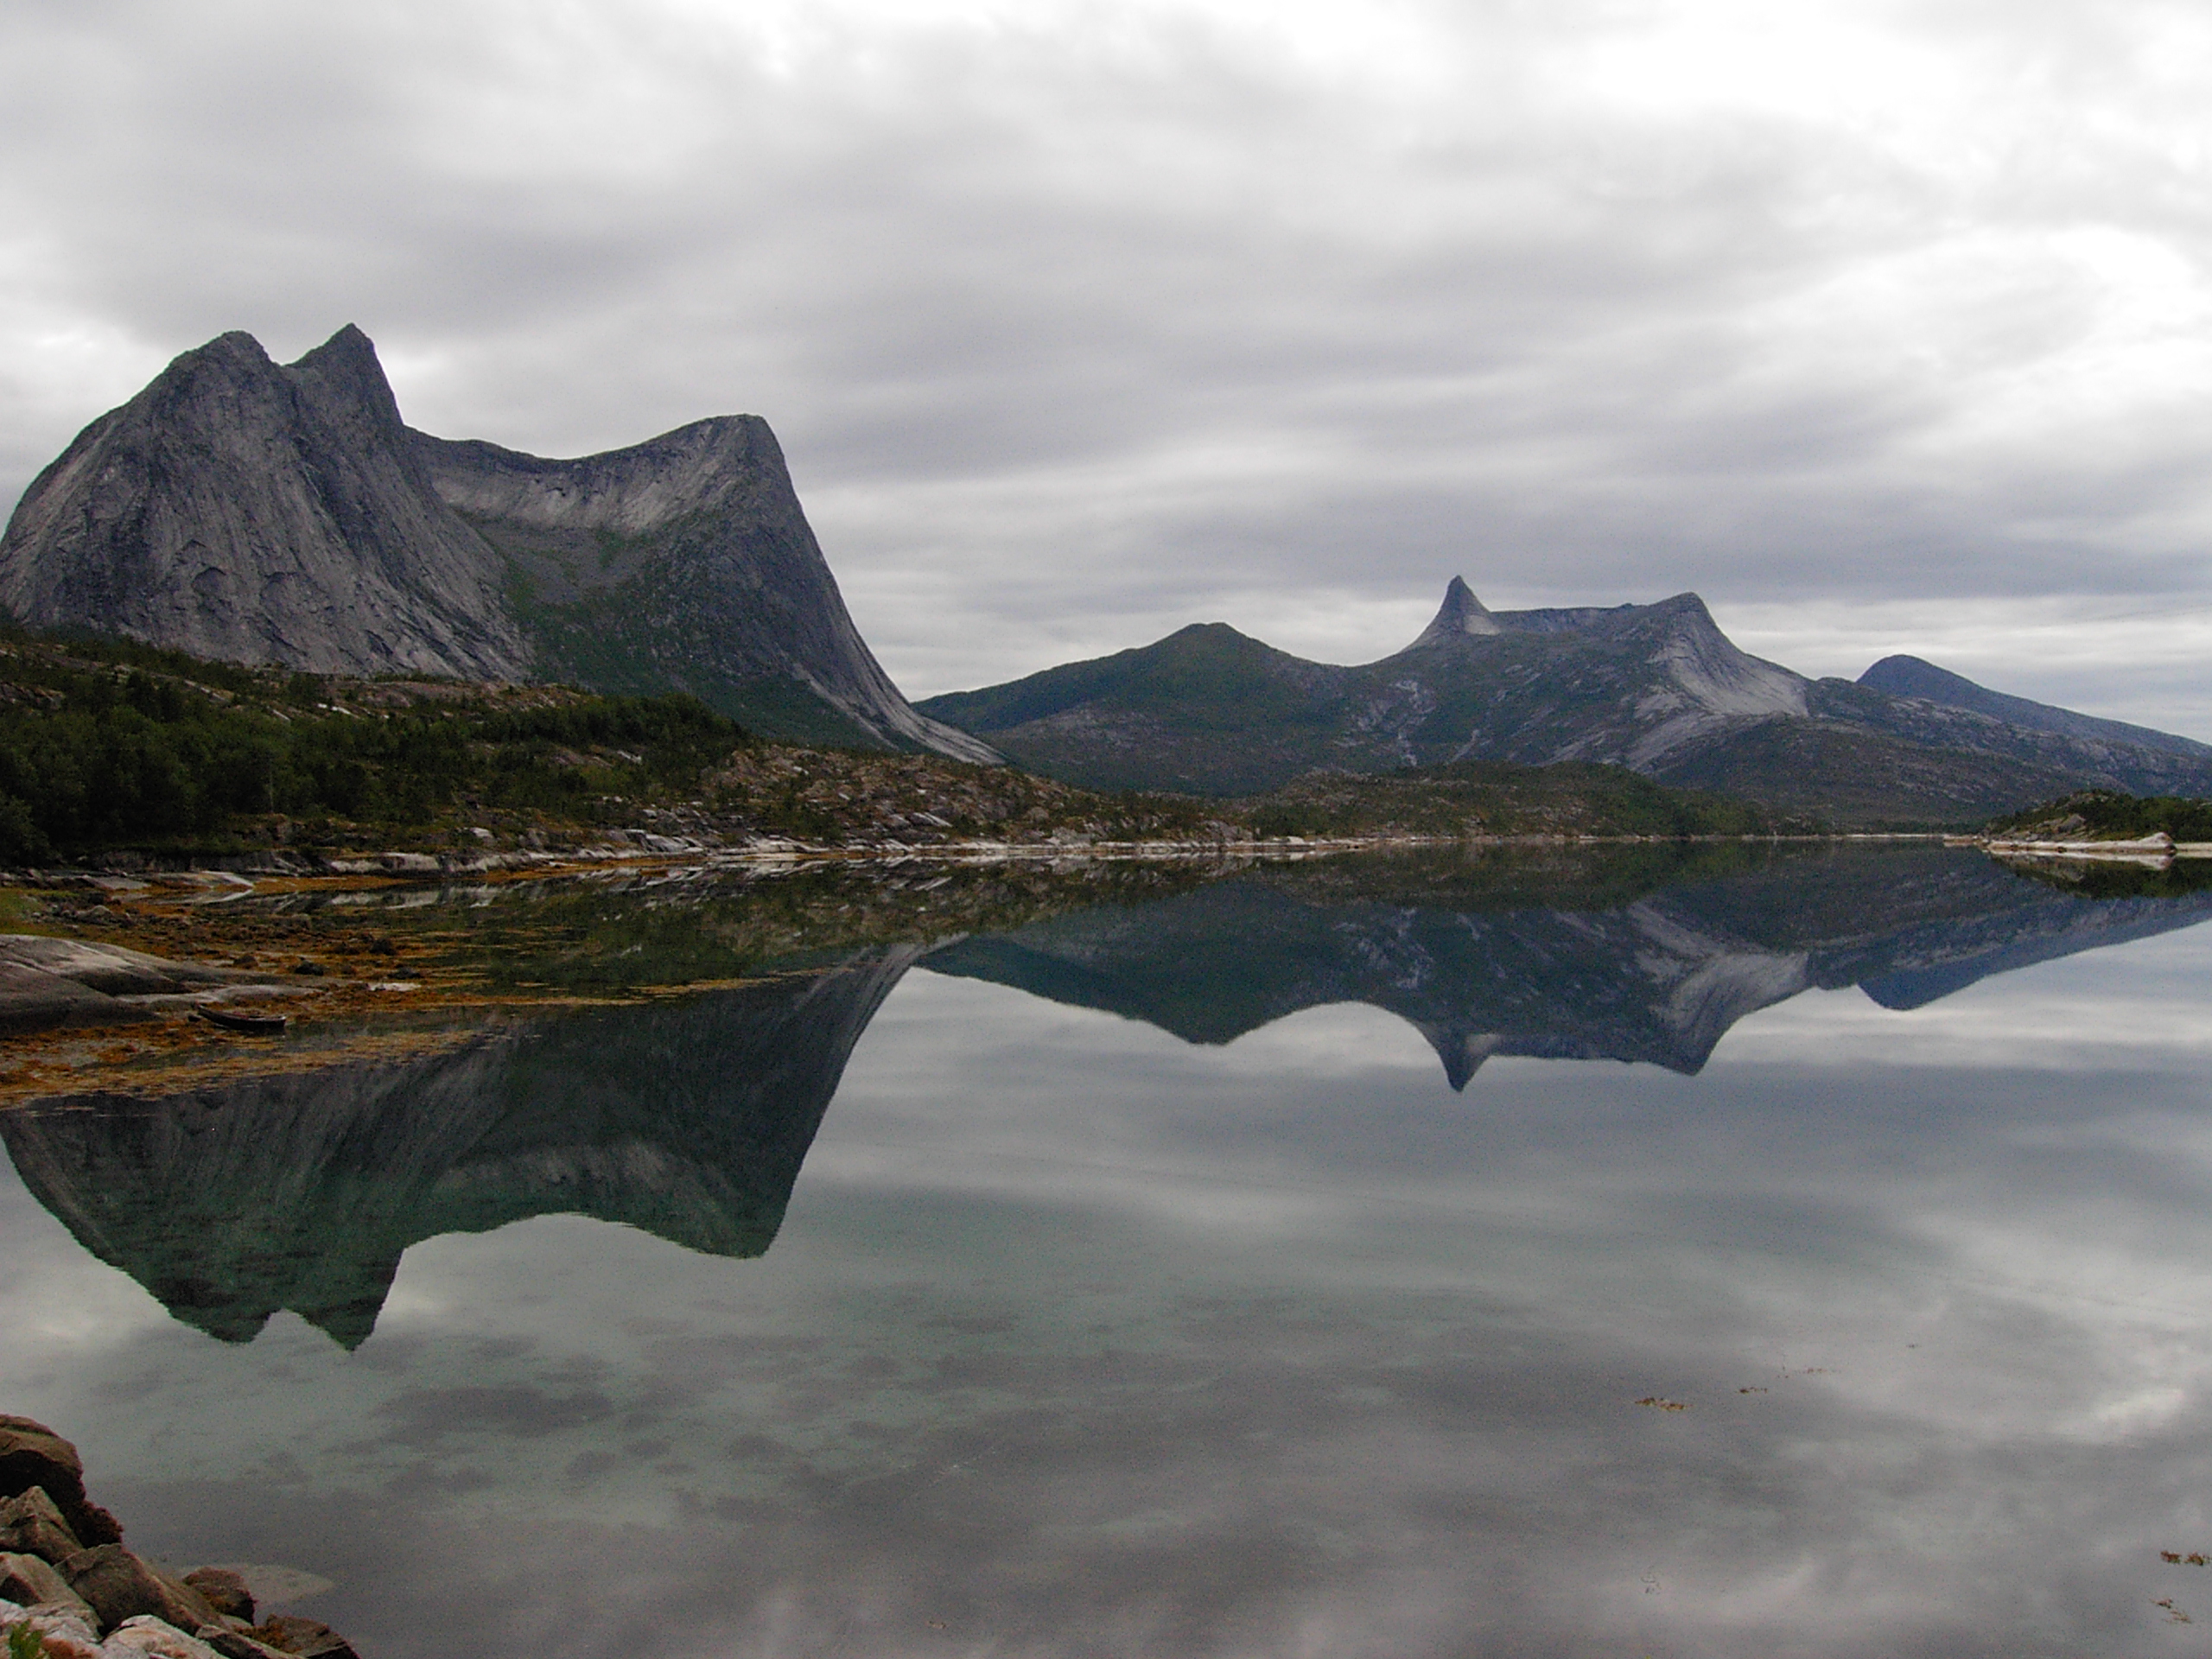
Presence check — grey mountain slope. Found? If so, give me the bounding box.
[919,577,2212,817]
[1858,653,2212,761]
[0,327,528,679]
[918,580,1811,796]
[417,421,996,760]
[0,324,992,760]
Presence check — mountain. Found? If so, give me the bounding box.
[918,579,2212,822]
[0,326,994,760]
[1858,654,2212,761]
[0,327,528,682]
[918,583,1801,795]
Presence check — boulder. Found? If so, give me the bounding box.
[0,1419,120,1548]
[249,1616,360,1659]
[104,1614,223,1657]
[0,938,238,996]
[181,1568,254,1623]
[194,1626,297,1659]
[0,1486,84,1564]
[58,1544,215,1635]
[0,1549,93,1623]
[0,1601,105,1659]
[0,960,142,1036]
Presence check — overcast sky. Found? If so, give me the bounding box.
[3,0,2210,732]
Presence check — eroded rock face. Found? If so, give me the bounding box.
[0,324,996,760]
[103,1617,225,1658]
[0,1421,354,1658]
[180,1569,253,1624]
[59,1544,216,1635]
[416,418,998,758]
[0,328,528,682]
[246,1615,359,1659]
[0,1550,89,1623]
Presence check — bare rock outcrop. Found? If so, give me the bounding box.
[0,324,996,760]
[0,328,526,682]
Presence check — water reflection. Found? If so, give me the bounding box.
[0,948,914,1344]
[926,843,2212,1081]
[9,847,2212,1350]
[3,847,2211,1657]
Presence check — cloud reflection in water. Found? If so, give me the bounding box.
[0,856,2208,1655]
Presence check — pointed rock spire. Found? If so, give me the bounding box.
[1409,575,1503,649]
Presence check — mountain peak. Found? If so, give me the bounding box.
[285,324,407,439]
[1409,575,1503,648]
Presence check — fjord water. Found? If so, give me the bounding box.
[3,847,2212,1656]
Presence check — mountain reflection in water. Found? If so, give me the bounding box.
[3,844,2209,1349]
[926,843,2212,1083]
[0,948,917,1346]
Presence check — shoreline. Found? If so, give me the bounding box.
[0,831,1952,1111]
[4,824,1945,891]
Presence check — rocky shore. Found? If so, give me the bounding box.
[0,1417,360,1659]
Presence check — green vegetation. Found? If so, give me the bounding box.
[488,519,898,749]
[1243,759,1819,840]
[0,627,1821,868]
[1988,789,2212,842]
[0,628,747,862]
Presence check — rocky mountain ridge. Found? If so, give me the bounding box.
[1858,652,2212,760]
[0,328,526,682]
[919,580,2212,822]
[0,326,990,760]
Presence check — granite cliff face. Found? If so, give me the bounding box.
[418,419,996,760]
[0,326,991,758]
[0,327,527,680]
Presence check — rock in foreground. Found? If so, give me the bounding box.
[0,1417,361,1658]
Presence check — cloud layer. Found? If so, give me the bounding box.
[3,0,2209,728]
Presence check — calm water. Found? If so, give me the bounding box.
[5,846,2212,1656]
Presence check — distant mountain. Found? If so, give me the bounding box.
[918,578,2212,823]
[0,326,994,760]
[920,582,1803,793]
[1858,654,2212,761]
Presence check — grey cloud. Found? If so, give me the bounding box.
[1,1,2208,714]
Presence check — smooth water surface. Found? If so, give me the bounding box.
[3,846,2212,1656]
